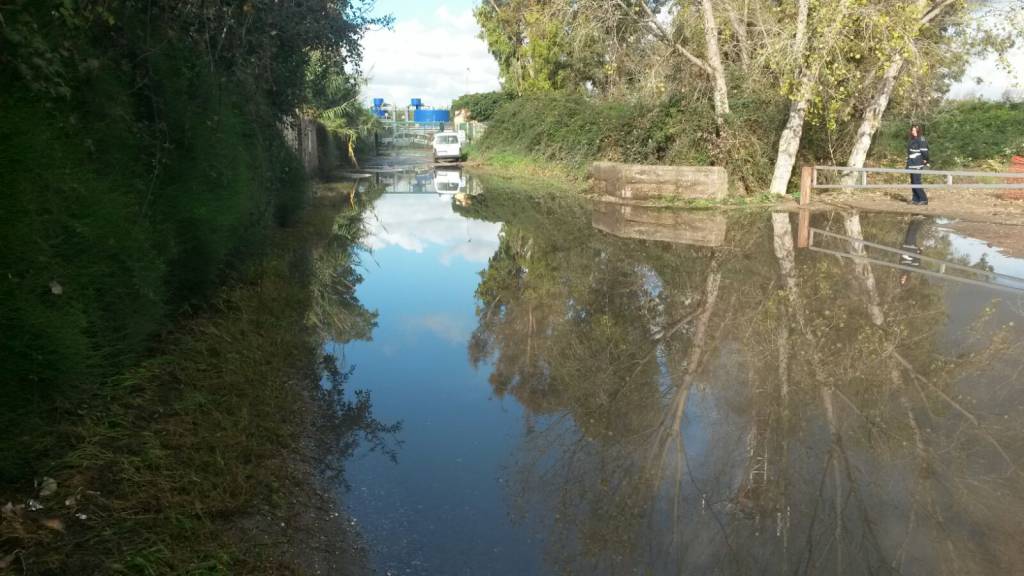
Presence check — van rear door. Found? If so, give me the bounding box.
[433,134,461,159]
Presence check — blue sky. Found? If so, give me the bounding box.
[369,0,479,25]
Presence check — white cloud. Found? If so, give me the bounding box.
[361,4,501,108]
[364,193,502,266]
[403,313,472,345]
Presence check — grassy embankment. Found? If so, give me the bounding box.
[1,185,390,573]
[1,54,310,480]
[468,91,1024,197]
[0,8,388,571]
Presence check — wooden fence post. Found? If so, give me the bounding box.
[797,209,811,249]
[799,166,813,206]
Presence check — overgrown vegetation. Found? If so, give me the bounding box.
[471,92,1024,193]
[451,91,513,122]
[471,90,785,192]
[1,0,393,570]
[0,190,399,573]
[0,0,384,481]
[872,99,1024,167]
[471,0,1021,194]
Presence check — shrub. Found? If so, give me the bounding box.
[477,92,699,166]
[872,100,1024,166]
[451,91,514,121]
[0,28,309,484]
[476,90,786,192]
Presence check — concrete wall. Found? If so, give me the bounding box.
[279,115,345,179]
[590,162,728,201]
[592,202,727,247]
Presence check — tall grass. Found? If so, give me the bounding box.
[0,190,397,573]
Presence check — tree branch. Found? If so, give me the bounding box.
[613,0,713,75]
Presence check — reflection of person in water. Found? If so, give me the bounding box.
[898,216,925,287]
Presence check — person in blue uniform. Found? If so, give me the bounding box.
[907,124,930,205]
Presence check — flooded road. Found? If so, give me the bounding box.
[333,166,1024,575]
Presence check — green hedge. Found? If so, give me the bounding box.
[872,100,1024,166]
[477,91,716,167]
[475,92,1022,192]
[451,91,513,122]
[475,90,789,191]
[0,42,307,483]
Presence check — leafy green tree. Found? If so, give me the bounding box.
[451,91,514,121]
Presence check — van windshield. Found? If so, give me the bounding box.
[436,135,459,144]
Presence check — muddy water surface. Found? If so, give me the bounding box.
[334,166,1024,575]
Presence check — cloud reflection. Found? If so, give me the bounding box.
[403,313,471,345]
[365,195,501,266]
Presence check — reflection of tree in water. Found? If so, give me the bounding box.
[308,191,401,482]
[308,196,379,344]
[466,194,1024,575]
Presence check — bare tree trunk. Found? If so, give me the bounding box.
[725,1,751,72]
[699,0,731,126]
[767,0,811,196]
[768,0,853,195]
[841,57,905,184]
[792,0,810,64]
[768,95,812,195]
[842,0,953,184]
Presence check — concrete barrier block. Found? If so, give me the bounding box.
[592,202,727,247]
[590,162,728,201]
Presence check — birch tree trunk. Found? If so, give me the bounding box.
[841,56,906,185]
[699,0,731,126]
[842,0,951,184]
[767,0,811,196]
[768,0,853,196]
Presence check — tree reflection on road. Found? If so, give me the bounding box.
[461,187,1024,575]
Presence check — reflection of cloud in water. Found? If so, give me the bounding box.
[365,195,500,265]
[403,314,470,345]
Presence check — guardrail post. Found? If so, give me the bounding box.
[800,166,813,206]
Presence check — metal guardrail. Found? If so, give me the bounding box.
[807,227,1024,294]
[797,165,1024,205]
[811,165,1024,190]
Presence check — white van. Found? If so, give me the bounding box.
[433,168,465,194]
[432,131,463,162]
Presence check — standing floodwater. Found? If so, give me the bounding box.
[332,167,1024,575]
